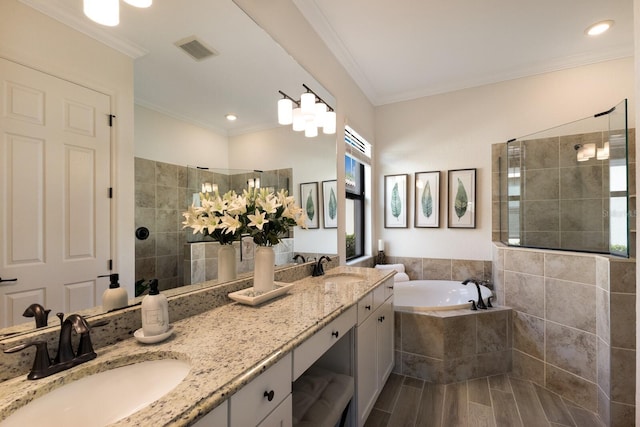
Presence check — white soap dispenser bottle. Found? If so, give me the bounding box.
[100,273,129,312]
[141,279,169,336]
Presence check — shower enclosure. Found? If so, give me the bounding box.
[499,99,632,256]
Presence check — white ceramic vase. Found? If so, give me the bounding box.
[253,245,275,294]
[217,245,237,282]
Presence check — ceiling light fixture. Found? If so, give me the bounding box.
[83,0,152,27]
[277,84,336,137]
[585,20,614,36]
[225,114,237,121]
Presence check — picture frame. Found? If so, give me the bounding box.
[414,171,440,228]
[448,168,476,228]
[300,182,319,229]
[321,180,338,228]
[384,174,408,228]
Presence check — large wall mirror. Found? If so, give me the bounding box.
[1,0,337,337]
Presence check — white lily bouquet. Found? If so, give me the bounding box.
[182,187,307,245]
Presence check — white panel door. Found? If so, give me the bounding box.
[0,58,111,327]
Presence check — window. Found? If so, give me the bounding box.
[344,126,371,260]
[346,156,364,259]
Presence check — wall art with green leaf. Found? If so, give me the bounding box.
[414,171,440,228]
[322,180,338,228]
[300,181,319,229]
[447,168,476,228]
[384,174,408,228]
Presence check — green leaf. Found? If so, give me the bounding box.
[391,182,402,219]
[328,188,337,220]
[306,189,315,221]
[421,181,433,218]
[454,178,468,219]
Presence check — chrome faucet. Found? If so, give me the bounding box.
[312,256,331,276]
[462,278,487,310]
[4,313,100,380]
[23,303,51,328]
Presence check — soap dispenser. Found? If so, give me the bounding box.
[99,273,129,312]
[141,279,169,336]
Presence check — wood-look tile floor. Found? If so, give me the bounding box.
[364,373,605,427]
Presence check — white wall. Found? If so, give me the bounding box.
[134,105,230,168]
[229,127,338,254]
[376,58,635,260]
[0,0,136,286]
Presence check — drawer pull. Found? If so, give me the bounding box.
[331,331,339,338]
[264,390,275,402]
[378,316,385,322]
[387,286,394,289]
[365,305,371,310]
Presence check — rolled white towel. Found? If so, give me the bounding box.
[374,263,405,273]
[393,272,410,282]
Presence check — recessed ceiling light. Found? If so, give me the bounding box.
[585,20,614,36]
[225,114,237,121]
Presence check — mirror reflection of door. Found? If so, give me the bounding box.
[0,59,112,328]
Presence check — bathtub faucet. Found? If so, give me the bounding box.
[462,278,487,310]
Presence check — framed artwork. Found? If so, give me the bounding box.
[448,168,476,228]
[300,182,319,229]
[240,235,254,261]
[414,171,440,228]
[322,180,338,228]
[384,174,408,228]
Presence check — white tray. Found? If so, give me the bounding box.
[228,282,294,306]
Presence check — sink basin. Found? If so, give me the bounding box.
[323,273,366,284]
[2,359,190,427]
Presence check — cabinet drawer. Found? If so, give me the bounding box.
[257,394,292,427]
[193,400,227,427]
[357,292,374,325]
[230,353,292,427]
[383,279,394,300]
[292,305,356,380]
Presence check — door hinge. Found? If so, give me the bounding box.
[108,259,113,270]
[108,187,113,198]
[108,114,116,127]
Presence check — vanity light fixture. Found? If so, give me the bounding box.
[585,20,614,36]
[277,84,336,137]
[83,0,152,27]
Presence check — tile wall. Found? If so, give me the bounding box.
[492,244,635,426]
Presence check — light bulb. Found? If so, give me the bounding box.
[323,111,337,134]
[314,102,327,128]
[84,0,119,26]
[292,108,305,131]
[300,92,316,120]
[278,98,293,125]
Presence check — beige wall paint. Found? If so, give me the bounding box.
[0,0,135,288]
[134,105,230,168]
[375,58,635,260]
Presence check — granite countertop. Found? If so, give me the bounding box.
[0,266,393,426]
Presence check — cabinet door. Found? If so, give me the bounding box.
[377,297,394,382]
[356,313,378,427]
[257,394,292,427]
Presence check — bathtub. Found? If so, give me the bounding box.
[394,280,493,312]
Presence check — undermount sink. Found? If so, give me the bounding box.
[1,359,190,427]
[323,273,366,284]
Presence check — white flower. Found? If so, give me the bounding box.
[247,209,269,230]
[258,193,281,214]
[219,213,242,234]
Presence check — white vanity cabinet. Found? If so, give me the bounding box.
[355,278,394,427]
[192,400,228,427]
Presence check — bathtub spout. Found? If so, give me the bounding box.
[462,279,487,310]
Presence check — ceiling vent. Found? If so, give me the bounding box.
[175,36,218,61]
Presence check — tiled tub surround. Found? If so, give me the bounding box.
[493,243,635,426]
[0,265,387,426]
[381,256,492,283]
[0,257,338,382]
[394,307,512,384]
